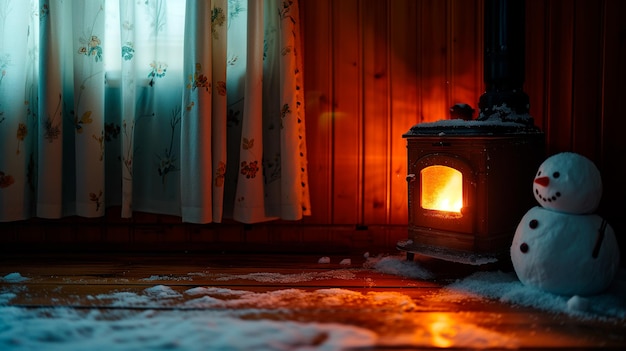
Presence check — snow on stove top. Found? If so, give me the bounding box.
[405,104,541,136]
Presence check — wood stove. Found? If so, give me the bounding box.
[399,123,544,264]
[397,0,545,264]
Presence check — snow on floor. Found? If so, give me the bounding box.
[440,269,626,320]
[0,307,377,351]
[363,254,434,280]
[1,256,625,350]
[213,269,358,283]
[0,283,518,350]
[1,273,29,283]
[0,261,446,350]
[364,254,626,320]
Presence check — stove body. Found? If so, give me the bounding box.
[399,127,544,264]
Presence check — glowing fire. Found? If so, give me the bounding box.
[420,165,463,213]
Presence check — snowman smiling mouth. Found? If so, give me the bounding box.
[534,172,562,203]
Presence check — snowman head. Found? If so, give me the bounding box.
[533,152,602,214]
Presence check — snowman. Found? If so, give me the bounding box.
[510,152,621,297]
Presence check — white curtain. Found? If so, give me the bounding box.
[0,0,311,224]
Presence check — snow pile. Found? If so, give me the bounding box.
[318,256,330,264]
[414,118,527,129]
[0,307,377,351]
[1,273,29,283]
[214,270,357,283]
[93,285,420,312]
[370,255,626,320]
[0,292,17,305]
[141,275,193,281]
[442,270,626,319]
[365,254,434,280]
[316,257,352,265]
[477,103,533,124]
[0,282,520,350]
[0,283,421,350]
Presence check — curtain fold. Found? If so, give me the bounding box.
[0,0,310,224]
[118,0,136,218]
[36,0,65,218]
[233,0,265,223]
[181,0,214,223]
[71,1,107,218]
[277,0,309,220]
[0,0,36,219]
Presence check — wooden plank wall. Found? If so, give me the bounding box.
[520,0,626,241]
[301,0,484,227]
[300,0,626,247]
[2,0,625,255]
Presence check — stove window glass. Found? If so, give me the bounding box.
[420,165,463,213]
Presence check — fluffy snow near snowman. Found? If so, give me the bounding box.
[510,152,621,309]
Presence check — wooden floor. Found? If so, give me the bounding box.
[1,252,625,350]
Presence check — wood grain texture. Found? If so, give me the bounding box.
[544,0,575,153]
[1,254,624,349]
[388,0,419,225]
[524,0,548,129]
[331,0,362,225]
[300,0,333,224]
[571,0,604,160]
[361,0,390,225]
[597,0,626,247]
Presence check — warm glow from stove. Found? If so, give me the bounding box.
[428,313,456,348]
[420,165,463,213]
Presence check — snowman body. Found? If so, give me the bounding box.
[511,152,621,296]
[511,206,620,296]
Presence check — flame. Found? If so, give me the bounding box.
[420,165,463,213]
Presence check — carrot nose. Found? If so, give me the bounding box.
[534,176,550,187]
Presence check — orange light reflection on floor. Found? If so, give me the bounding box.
[428,313,456,347]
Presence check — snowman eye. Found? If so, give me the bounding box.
[529,219,539,229]
[552,172,560,178]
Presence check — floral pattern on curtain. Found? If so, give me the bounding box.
[0,0,310,224]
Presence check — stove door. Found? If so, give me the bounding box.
[409,153,475,234]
